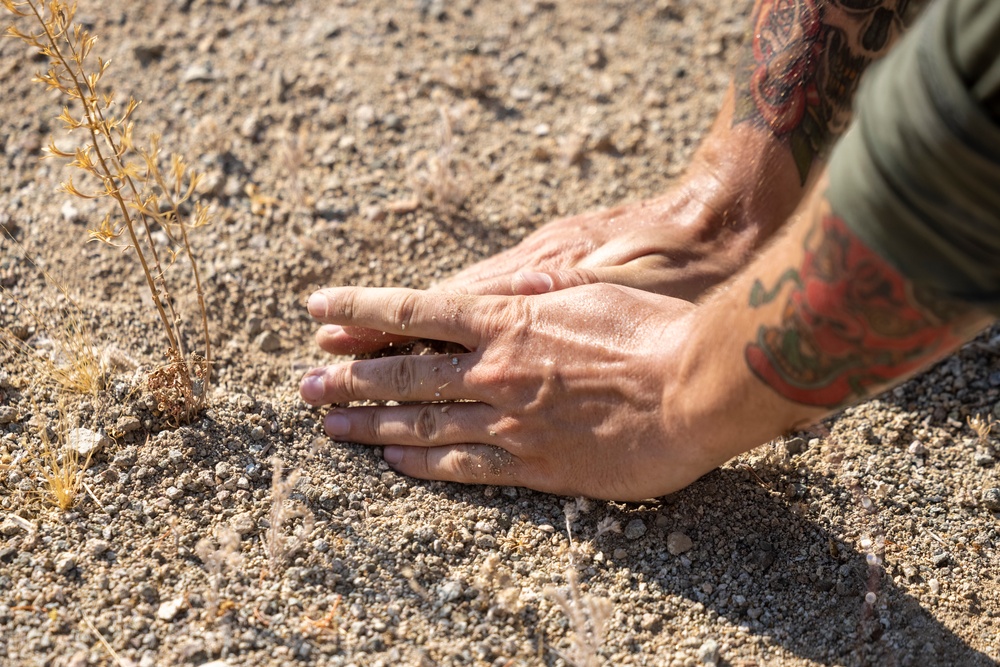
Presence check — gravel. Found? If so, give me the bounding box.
[1,0,998,665]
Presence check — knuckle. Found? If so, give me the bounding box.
[331,364,360,400]
[389,291,419,329]
[339,289,359,321]
[361,409,382,441]
[413,405,440,443]
[387,357,417,397]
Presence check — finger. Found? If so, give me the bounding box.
[315,324,414,355]
[509,266,652,295]
[384,443,530,487]
[322,403,501,447]
[308,287,491,348]
[300,353,480,405]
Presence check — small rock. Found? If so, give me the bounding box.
[624,519,647,540]
[981,487,1000,511]
[61,201,82,223]
[244,317,264,337]
[0,406,17,425]
[667,531,693,556]
[164,486,184,501]
[439,579,463,602]
[133,42,166,66]
[230,512,255,537]
[613,548,627,560]
[157,596,185,622]
[929,579,941,595]
[930,552,950,568]
[974,449,995,467]
[0,518,24,536]
[908,440,929,456]
[783,437,805,455]
[88,540,111,558]
[364,204,387,223]
[182,63,215,83]
[55,555,76,575]
[0,212,18,236]
[698,638,720,664]
[115,416,142,434]
[639,613,658,631]
[255,331,281,353]
[241,114,263,139]
[67,428,110,458]
[355,104,377,127]
[383,113,403,131]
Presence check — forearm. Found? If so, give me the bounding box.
[683,0,927,245]
[674,180,994,466]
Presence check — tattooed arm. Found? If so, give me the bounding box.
[676,180,992,469]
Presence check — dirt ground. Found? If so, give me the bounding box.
[1,1,999,665]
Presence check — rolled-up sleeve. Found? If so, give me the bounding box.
[826,0,1000,310]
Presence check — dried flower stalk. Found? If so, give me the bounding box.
[3,0,211,421]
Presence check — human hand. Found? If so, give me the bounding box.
[300,284,725,501]
[317,172,761,356]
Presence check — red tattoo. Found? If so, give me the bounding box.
[749,0,822,135]
[733,0,915,183]
[745,212,962,408]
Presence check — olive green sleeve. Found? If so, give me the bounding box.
[826,0,1000,310]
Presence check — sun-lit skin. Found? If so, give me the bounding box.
[300,179,991,501]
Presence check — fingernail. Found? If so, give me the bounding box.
[325,413,350,436]
[383,446,405,465]
[515,271,554,294]
[300,375,325,402]
[307,292,328,317]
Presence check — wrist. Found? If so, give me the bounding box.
[680,85,821,247]
[665,301,820,472]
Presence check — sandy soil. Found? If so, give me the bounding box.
[1,1,999,665]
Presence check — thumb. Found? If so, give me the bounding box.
[510,268,604,295]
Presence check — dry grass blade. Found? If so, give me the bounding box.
[266,457,315,576]
[543,507,613,667]
[0,235,104,397]
[30,399,94,511]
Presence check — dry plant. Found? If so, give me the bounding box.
[1,287,102,397]
[195,526,242,620]
[266,457,315,575]
[544,501,613,667]
[28,399,94,510]
[407,105,472,214]
[0,235,118,397]
[3,0,211,422]
[82,613,134,667]
[968,414,996,446]
[278,124,314,214]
